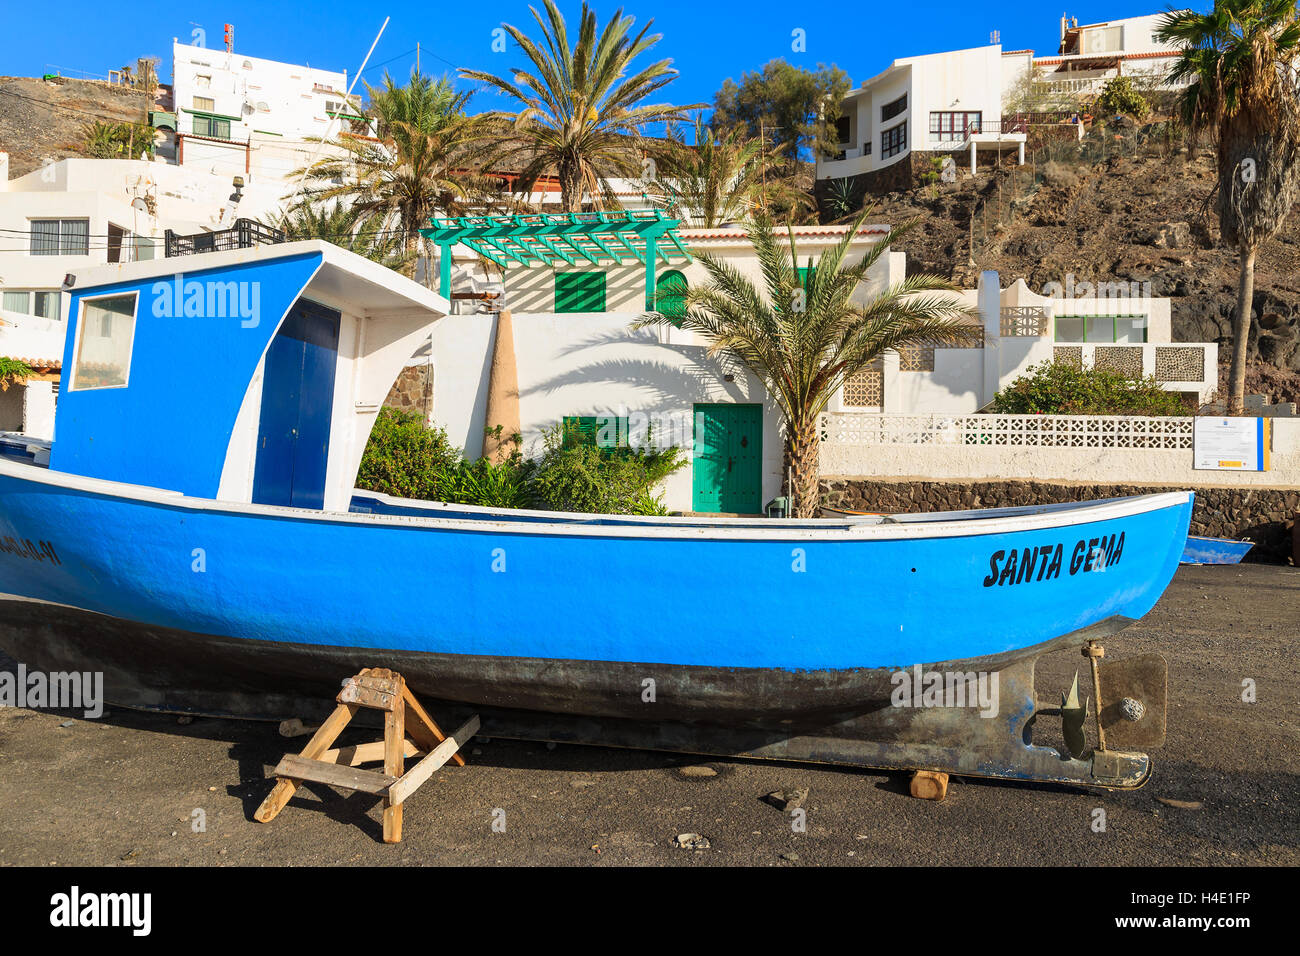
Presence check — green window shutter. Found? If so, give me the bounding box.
[554,272,606,313]
[561,415,629,449]
[657,270,687,324]
[797,266,816,288]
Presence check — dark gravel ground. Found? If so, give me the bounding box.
[0,563,1296,867]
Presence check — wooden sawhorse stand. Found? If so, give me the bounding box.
[254,668,478,843]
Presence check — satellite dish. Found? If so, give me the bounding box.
[131,197,149,212]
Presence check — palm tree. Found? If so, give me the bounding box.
[646,115,773,226]
[636,210,976,517]
[461,0,700,212]
[272,200,414,273]
[292,71,496,267]
[1157,1,1300,414]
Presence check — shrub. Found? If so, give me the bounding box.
[356,409,686,513]
[527,425,686,514]
[0,357,33,390]
[990,361,1193,416]
[1094,77,1148,120]
[355,407,462,501]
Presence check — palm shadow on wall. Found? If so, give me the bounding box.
[519,327,753,407]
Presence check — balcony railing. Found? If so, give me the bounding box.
[164,219,286,258]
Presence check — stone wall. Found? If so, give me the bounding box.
[816,154,926,213]
[821,478,1300,564]
[383,363,433,418]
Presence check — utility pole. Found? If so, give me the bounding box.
[417,43,420,75]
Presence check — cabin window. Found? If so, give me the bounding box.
[561,415,628,449]
[554,272,606,313]
[30,219,89,256]
[71,293,138,390]
[193,95,215,112]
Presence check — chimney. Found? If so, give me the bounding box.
[0,152,9,190]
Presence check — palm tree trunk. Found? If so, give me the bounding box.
[559,160,583,214]
[1228,245,1256,415]
[786,419,821,519]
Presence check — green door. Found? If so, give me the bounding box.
[692,403,763,514]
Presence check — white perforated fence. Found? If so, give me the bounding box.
[818,413,1299,486]
[819,413,1195,449]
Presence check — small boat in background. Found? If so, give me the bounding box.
[1181,535,1254,565]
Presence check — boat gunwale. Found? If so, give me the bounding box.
[0,456,1193,543]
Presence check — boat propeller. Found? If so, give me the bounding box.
[1061,670,1089,759]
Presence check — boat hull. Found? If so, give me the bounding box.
[0,595,1151,788]
[0,464,1192,674]
[0,461,1192,787]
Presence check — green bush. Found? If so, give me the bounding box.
[355,408,463,501]
[1094,77,1148,119]
[356,408,686,514]
[0,356,34,390]
[990,361,1192,416]
[528,425,685,514]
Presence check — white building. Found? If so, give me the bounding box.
[421,221,904,514]
[817,10,1188,195]
[836,273,1218,419]
[1036,12,1190,100]
[820,43,1029,193]
[164,38,370,193]
[0,152,297,364]
[405,214,1216,513]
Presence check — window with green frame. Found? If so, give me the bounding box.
[192,113,231,139]
[554,272,606,313]
[561,415,629,449]
[656,269,687,323]
[1054,314,1148,344]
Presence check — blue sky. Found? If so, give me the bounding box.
[4,1,1189,110]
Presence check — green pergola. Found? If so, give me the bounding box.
[420,210,693,310]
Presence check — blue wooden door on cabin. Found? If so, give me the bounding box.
[252,299,340,509]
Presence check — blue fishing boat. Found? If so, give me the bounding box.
[1181,535,1254,565]
[0,241,1192,789]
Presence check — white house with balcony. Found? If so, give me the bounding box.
[1034,11,1190,102]
[819,43,1030,194]
[817,9,1189,196]
[165,38,371,192]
